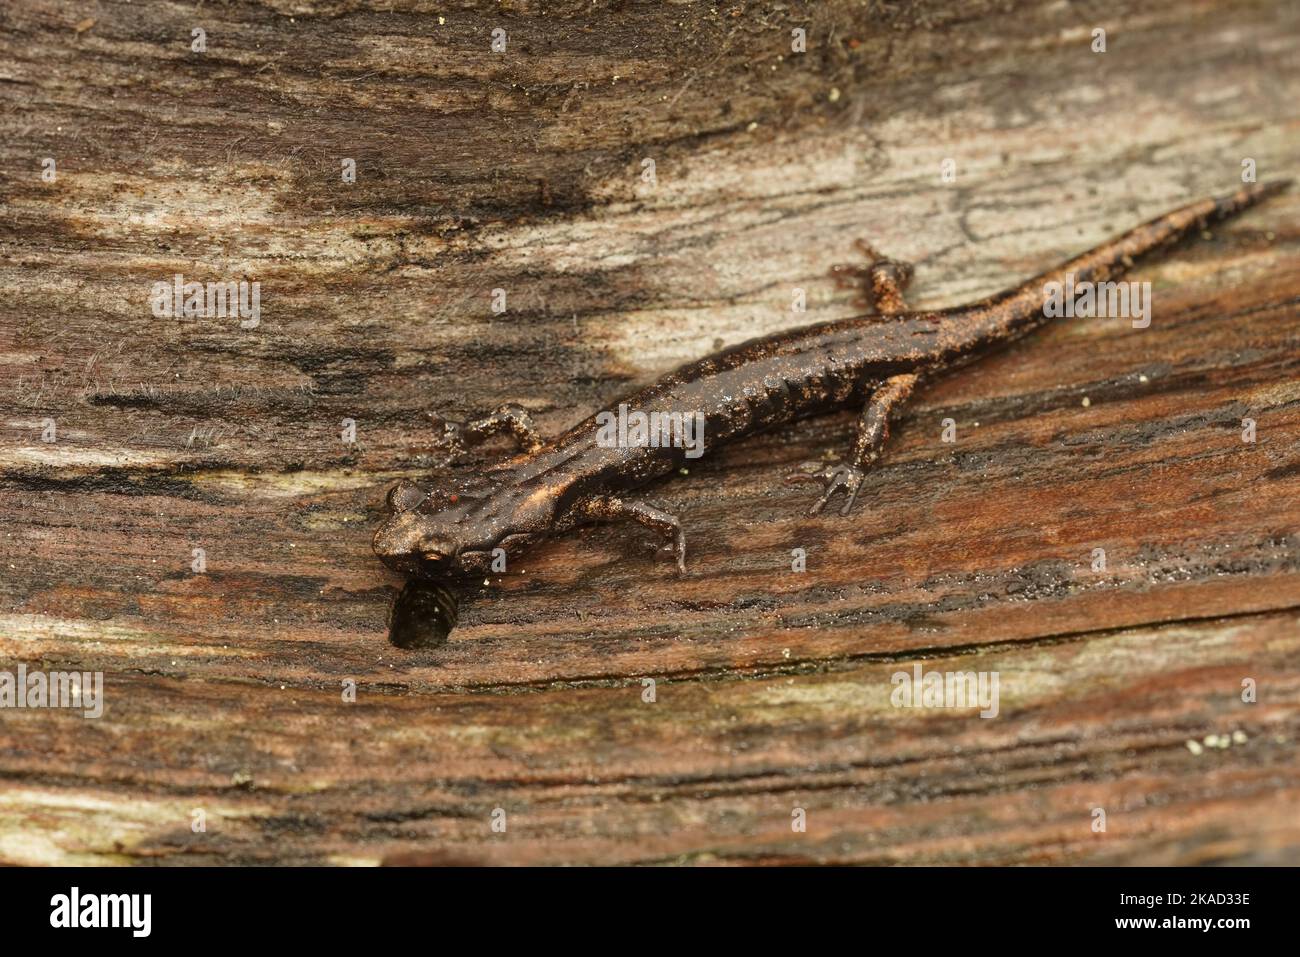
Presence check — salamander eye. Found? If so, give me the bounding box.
[386,480,429,513]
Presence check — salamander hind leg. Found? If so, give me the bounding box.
[576,495,687,574]
[787,372,919,516]
[830,239,915,316]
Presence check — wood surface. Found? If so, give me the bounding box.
[1,0,1297,865]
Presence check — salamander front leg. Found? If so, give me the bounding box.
[577,495,687,574]
[830,239,915,316]
[788,373,919,516]
[428,403,545,456]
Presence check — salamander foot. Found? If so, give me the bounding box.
[427,404,545,459]
[577,495,687,574]
[830,239,915,316]
[787,464,867,516]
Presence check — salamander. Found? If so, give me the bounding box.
[374,182,1288,594]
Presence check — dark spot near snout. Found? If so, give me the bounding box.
[389,578,460,649]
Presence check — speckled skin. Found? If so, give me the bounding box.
[374,182,1287,580]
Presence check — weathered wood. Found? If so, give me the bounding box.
[0,0,1298,865]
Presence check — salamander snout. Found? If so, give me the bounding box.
[373,480,470,576]
[372,510,462,576]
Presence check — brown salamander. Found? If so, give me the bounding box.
[374,182,1288,599]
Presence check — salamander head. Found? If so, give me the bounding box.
[372,478,554,578]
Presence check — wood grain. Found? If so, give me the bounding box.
[0,0,1297,865]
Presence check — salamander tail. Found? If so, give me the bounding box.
[1212,179,1292,218]
[1059,180,1290,287]
[964,180,1289,339]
